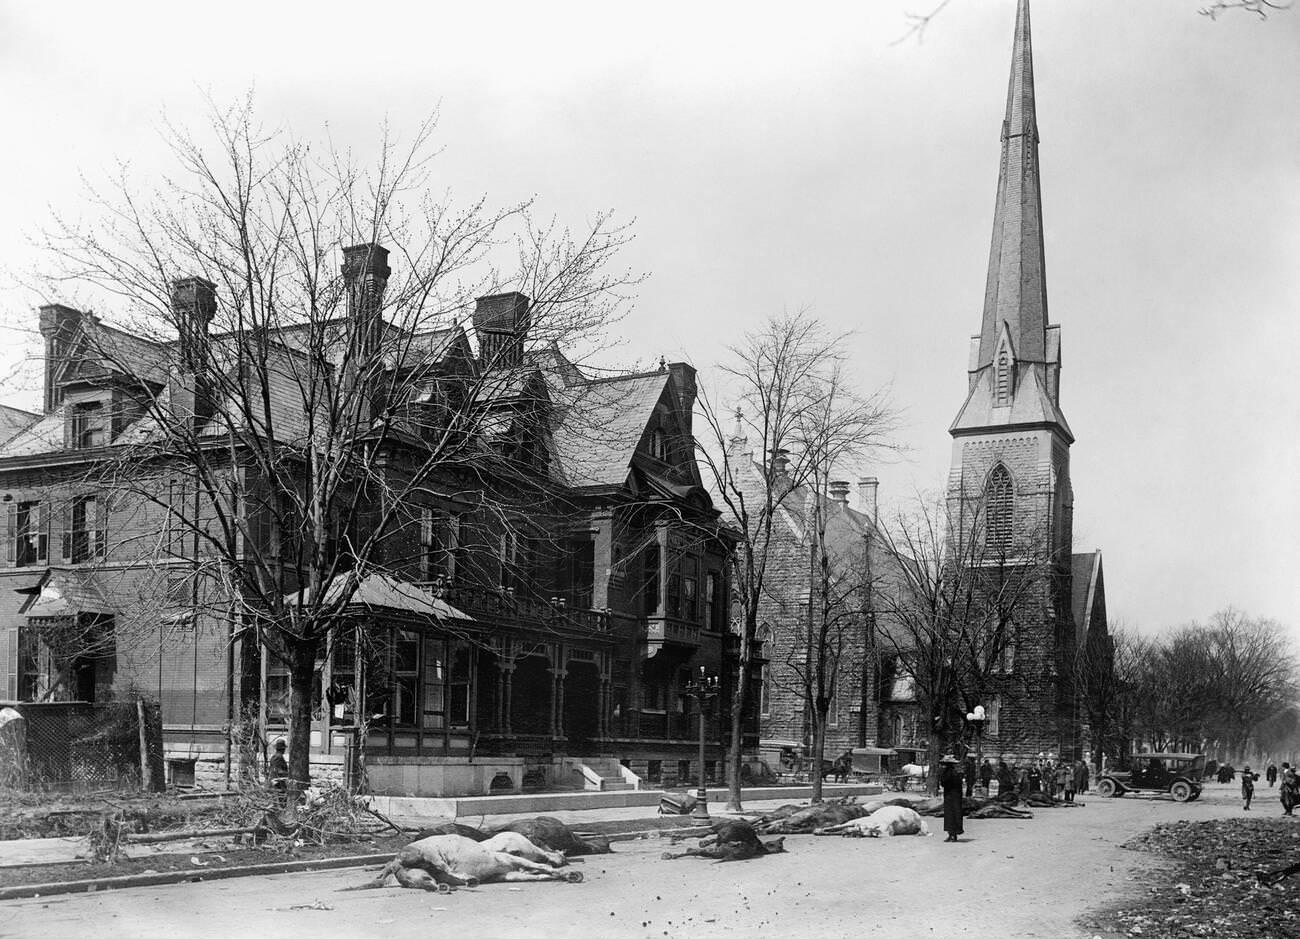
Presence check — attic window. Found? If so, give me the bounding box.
[995,351,1012,406]
[72,402,106,448]
[650,427,667,461]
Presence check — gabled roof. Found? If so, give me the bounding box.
[550,371,672,488]
[1070,549,1105,641]
[0,405,39,446]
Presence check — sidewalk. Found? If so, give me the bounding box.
[0,783,888,870]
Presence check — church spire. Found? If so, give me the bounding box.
[976,0,1048,370]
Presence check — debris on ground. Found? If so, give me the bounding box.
[1081,817,1300,937]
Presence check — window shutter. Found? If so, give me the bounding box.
[3,503,14,565]
[96,495,109,558]
[60,498,72,561]
[4,627,17,700]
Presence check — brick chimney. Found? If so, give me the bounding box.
[169,278,217,426]
[342,243,391,356]
[666,362,696,436]
[171,277,216,371]
[858,476,879,524]
[474,292,530,367]
[38,304,83,413]
[769,448,790,478]
[829,480,851,509]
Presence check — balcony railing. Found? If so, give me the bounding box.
[421,582,612,633]
[642,616,702,647]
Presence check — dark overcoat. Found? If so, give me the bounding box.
[939,763,964,836]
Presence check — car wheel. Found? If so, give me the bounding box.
[1097,778,1117,798]
[1171,781,1193,802]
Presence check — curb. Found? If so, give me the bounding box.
[0,820,711,902]
[0,853,387,902]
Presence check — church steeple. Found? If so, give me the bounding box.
[978,0,1047,371]
[951,0,1069,440]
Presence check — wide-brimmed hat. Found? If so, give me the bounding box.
[940,753,958,764]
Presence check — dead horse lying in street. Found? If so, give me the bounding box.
[661,820,786,861]
[492,816,613,856]
[347,834,583,892]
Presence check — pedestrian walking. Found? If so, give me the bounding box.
[1280,763,1298,816]
[938,753,965,842]
[964,754,977,798]
[1267,763,1278,788]
[980,759,994,795]
[1241,765,1259,810]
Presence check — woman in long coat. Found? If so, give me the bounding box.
[938,755,964,842]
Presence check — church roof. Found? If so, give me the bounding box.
[1071,550,1104,640]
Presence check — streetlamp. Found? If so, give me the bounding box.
[685,667,720,822]
[966,705,986,791]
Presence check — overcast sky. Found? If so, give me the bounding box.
[0,1,1297,642]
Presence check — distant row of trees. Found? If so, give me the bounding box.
[1080,608,1300,764]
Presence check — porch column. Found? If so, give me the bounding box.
[501,664,514,736]
[550,667,566,739]
[596,677,609,739]
[493,664,506,735]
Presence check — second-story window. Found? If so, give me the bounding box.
[681,556,699,621]
[421,508,458,584]
[705,570,723,630]
[68,495,104,563]
[642,542,660,616]
[15,501,48,566]
[72,402,106,449]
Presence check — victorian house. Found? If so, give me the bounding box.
[0,245,741,796]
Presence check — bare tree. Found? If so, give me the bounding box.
[696,312,895,810]
[872,491,1060,791]
[32,99,636,787]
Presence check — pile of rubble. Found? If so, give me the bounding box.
[1082,817,1300,937]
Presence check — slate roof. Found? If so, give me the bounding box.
[1070,549,1104,640]
[950,364,1072,439]
[286,572,470,621]
[0,406,41,449]
[550,371,669,488]
[20,568,116,618]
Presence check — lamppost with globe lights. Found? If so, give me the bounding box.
[685,667,720,821]
[966,705,986,790]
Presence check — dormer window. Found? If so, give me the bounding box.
[72,401,106,448]
[650,427,667,461]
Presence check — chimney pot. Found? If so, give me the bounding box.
[829,480,851,507]
[769,448,790,476]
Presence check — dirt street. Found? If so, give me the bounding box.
[0,782,1283,939]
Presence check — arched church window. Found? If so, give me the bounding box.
[985,464,1014,553]
[995,351,1011,406]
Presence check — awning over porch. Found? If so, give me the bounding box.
[18,569,116,620]
[285,572,472,623]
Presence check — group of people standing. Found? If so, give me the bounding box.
[1241,761,1299,813]
[936,752,1091,843]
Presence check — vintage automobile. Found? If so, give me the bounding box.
[1095,752,1206,802]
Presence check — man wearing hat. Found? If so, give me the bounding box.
[269,738,289,792]
[938,752,965,842]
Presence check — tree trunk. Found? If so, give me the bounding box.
[810,703,827,803]
[725,629,751,812]
[287,639,316,792]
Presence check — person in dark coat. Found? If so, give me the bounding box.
[269,738,289,792]
[1241,765,1259,811]
[964,755,977,798]
[979,759,994,794]
[996,760,1015,799]
[938,753,964,842]
[1267,763,1278,787]
[1073,758,1089,797]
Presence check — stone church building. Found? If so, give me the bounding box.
[945,0,1110,765]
